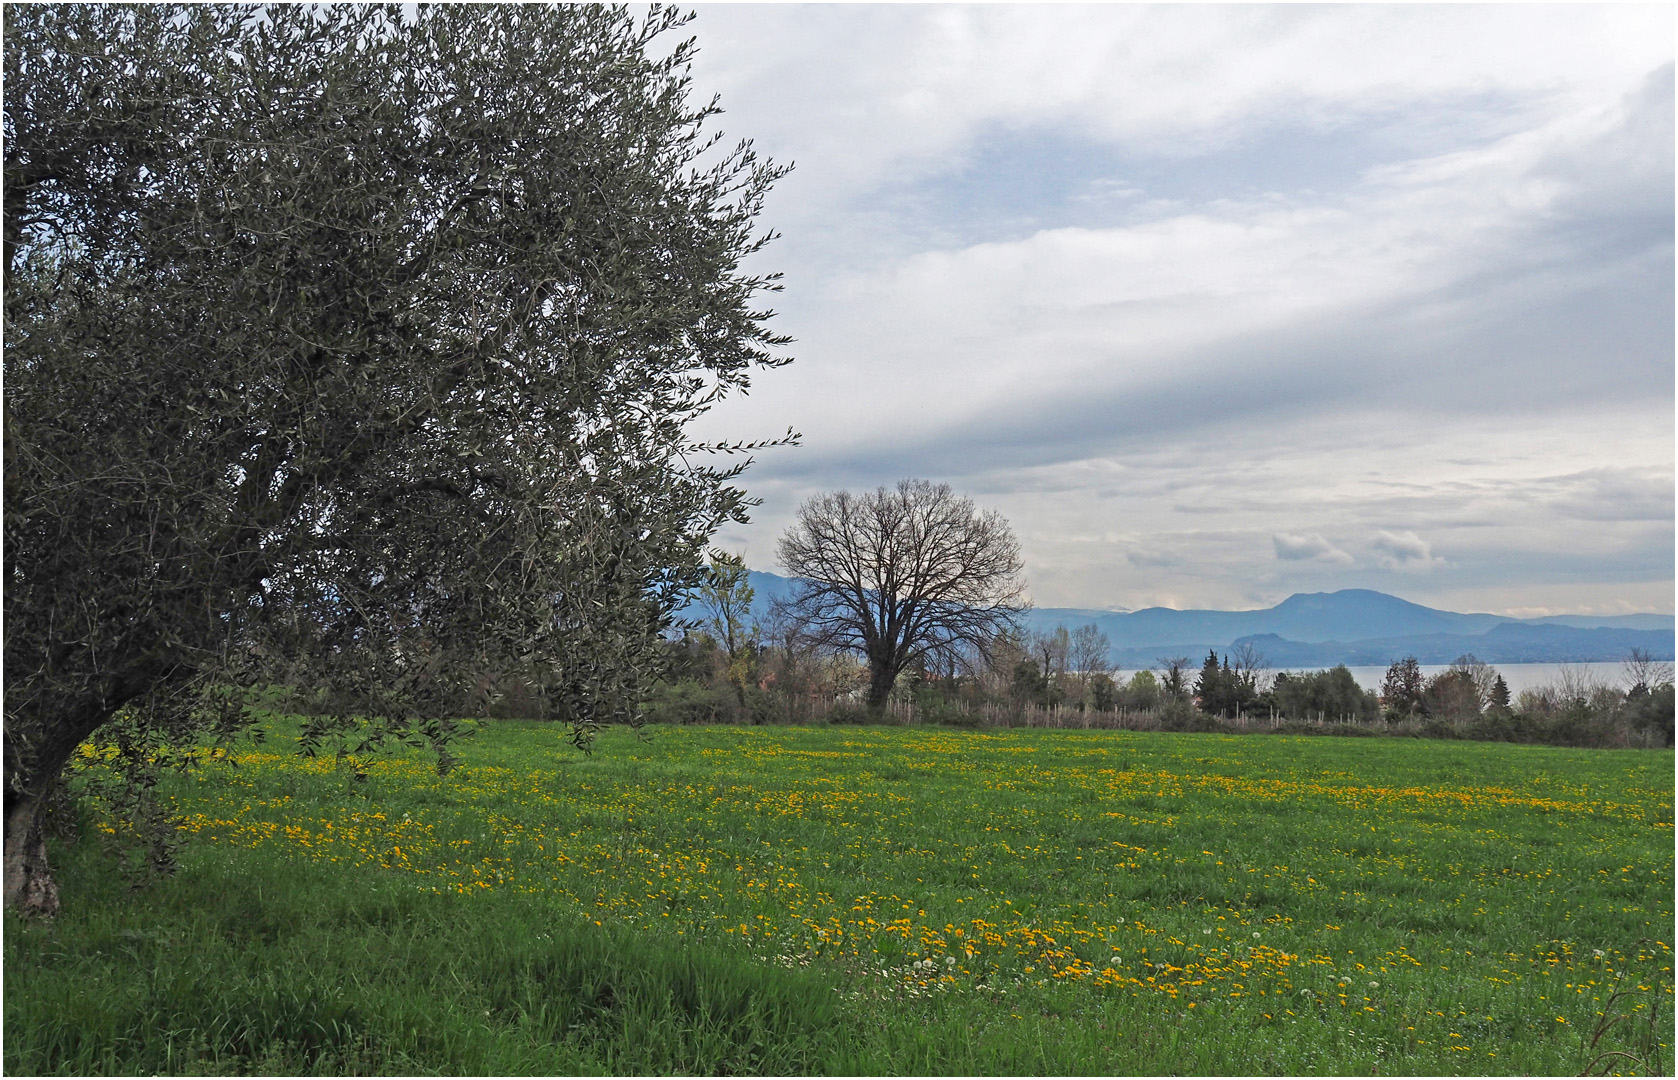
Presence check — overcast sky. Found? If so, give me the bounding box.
[680,4,1674,617]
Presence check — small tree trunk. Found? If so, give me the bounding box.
[4,779,61,917]
[730,675,751,720]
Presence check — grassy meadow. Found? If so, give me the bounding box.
[6,721,1673,1075]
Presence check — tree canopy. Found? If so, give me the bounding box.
[4,4,790,912]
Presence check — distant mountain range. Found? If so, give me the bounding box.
[1025,589,1674,667]
[678,574,1674,667]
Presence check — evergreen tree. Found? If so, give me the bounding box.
[1490,674,1511,712]
[1012,657,1048,707]
[1380,656,1427,717]
[1157,658,1192,703]
[1195,650,1225,716]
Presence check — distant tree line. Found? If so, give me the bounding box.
[641,478,1674,750]
[648,573,1674,748]
[263,473,1672,754]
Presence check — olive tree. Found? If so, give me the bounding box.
[774,480,1027,711]
[4,4,791,913]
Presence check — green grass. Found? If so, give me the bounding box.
[7,721,1673,1075]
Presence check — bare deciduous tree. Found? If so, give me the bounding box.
[1035,627,1071,702]
[775,480,1027,711]
[1623,647,1675,695]
[1448,654,1500,711]
[1067,624,1113,705]
[1230,640,1272,696]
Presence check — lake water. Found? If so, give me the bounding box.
[1333,661,1641,696]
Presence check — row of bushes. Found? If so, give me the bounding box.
[638,677,1674,749]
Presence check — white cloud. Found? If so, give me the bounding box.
[705,70,1671,463]
[1370,530,1445,572]
[1274,533,1354,565]
[691,5,1673,200]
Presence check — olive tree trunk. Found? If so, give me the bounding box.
[3,702,113,915]
[3,780,60,916]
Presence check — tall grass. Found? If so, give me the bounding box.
[7,844,850,1076]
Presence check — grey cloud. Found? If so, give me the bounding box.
[1534,467,1676,523]
[785,242,1671,485]
[884,83,1666,474]
[1539,63,1674,228]
[1441,533,1675,586]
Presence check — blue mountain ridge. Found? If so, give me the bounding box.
[676,574,1674,666]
